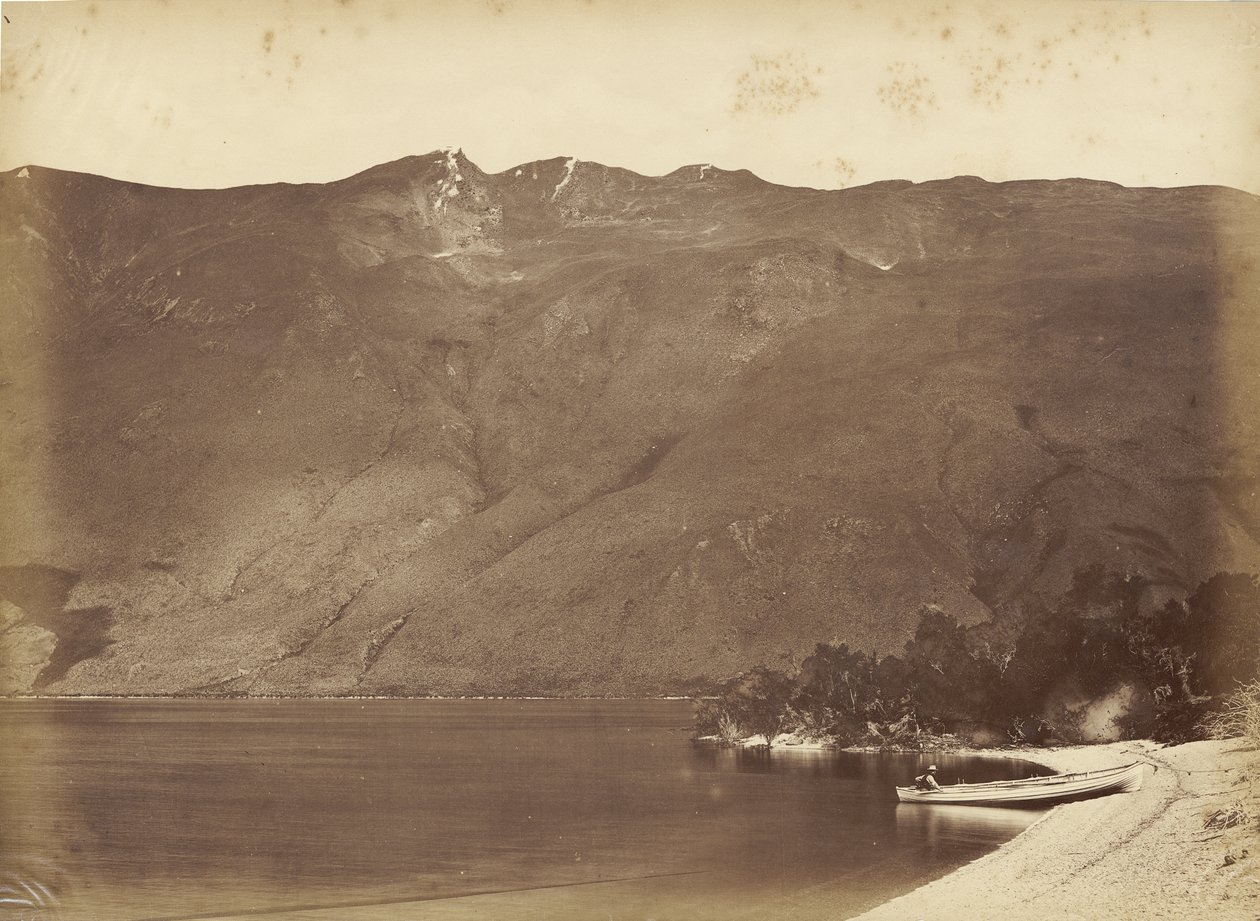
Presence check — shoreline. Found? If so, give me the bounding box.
[691,731,1060,764]
[846,738,1259,920]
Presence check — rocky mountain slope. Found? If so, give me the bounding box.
[1,151,1258,696]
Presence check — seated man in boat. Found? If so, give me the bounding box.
[914,765,942,792]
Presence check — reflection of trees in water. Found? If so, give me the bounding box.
[692,744,1046,788]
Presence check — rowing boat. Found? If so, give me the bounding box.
[895,761,1144,805]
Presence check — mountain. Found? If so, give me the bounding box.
[1,151,1258,697]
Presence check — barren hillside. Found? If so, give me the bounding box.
[1,151,1257,696]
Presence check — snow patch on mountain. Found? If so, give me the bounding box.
[431,148,464,212]
[551,158,578,202]
[843,246,900,271]
[155,297,180,321]
[21,223,48,245]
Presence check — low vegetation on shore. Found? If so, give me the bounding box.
[695,568,1260,750]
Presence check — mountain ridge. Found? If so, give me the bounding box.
[10,151,1254,199]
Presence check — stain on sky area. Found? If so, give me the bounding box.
[962,48,1021,108]
[814,156,856,187]
[877,61,937,118]
[732,52,822,117]
[1,59,18,94]
[903,3,1163,114]
[0,40,43,97]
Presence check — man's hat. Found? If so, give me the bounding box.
[927,765,937,771]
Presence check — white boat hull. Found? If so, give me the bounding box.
[896,761,1144,805]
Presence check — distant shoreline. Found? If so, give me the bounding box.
[691,730,1054,759]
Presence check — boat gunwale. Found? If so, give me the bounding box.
[894,761,1142,794]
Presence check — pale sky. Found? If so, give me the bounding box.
[0,0,1257,192]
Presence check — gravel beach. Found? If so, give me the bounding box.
[848,739,1259,921]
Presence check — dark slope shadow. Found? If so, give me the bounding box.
[0,564,113,689]
[617,432,683,492]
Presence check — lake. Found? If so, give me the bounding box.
[0,699,1047,920]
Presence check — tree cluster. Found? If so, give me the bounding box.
[695,569,1260,747]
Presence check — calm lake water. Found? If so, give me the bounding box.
[0,699,1047,921]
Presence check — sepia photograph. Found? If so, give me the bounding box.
[1,0,1258,918]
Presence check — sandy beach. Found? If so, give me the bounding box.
[848,738,1259,921]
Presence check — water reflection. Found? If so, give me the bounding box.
[895,803,1043,846]
[0,700,1047,921]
